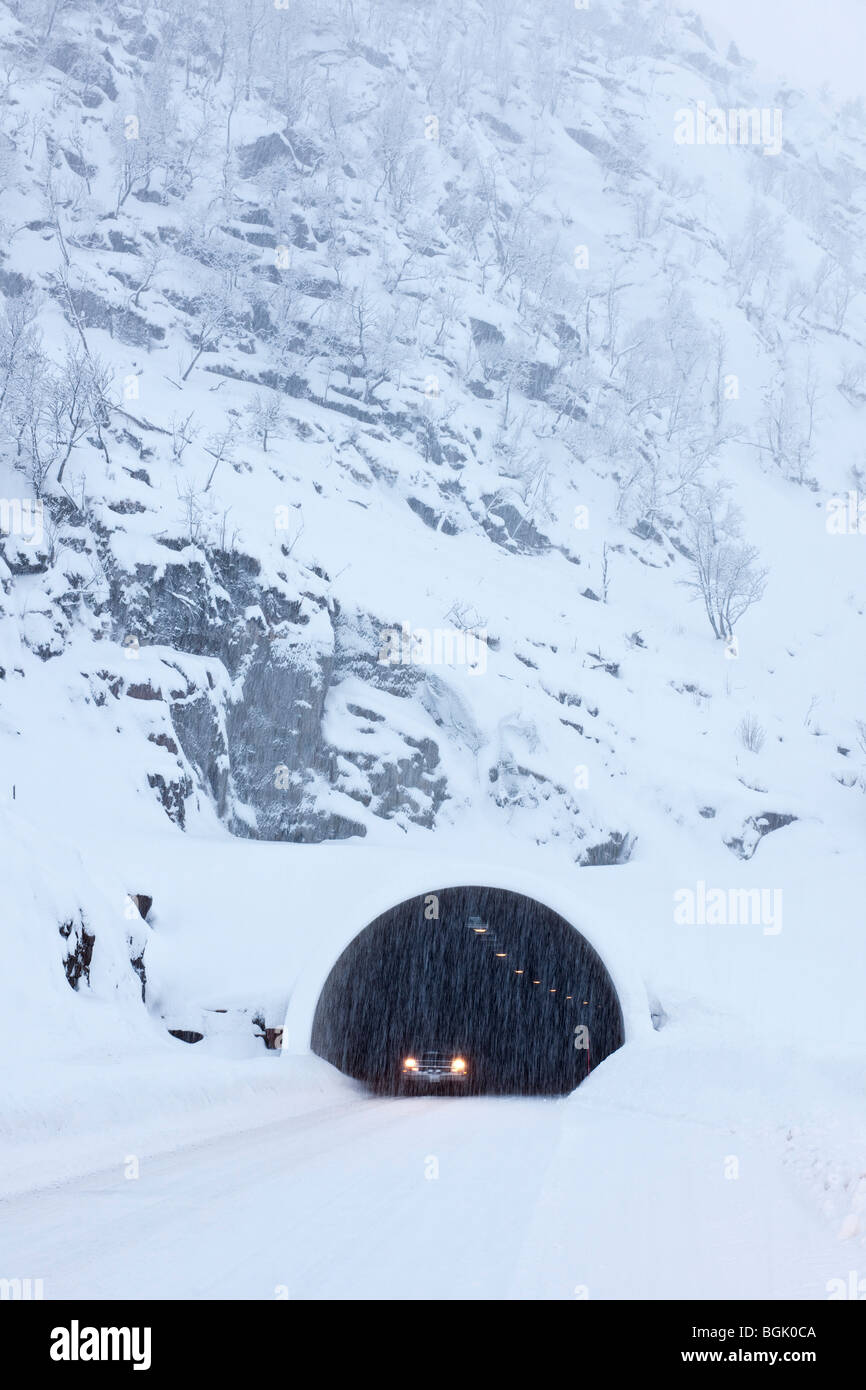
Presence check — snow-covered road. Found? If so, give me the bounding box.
[1,1090,842,1300]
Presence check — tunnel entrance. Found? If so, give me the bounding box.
[311,886,625,1095]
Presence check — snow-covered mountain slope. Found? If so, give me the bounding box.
[0,0,864,1284]
[2,0,864,851]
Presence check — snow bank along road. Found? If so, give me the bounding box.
[0,1089,842,1300]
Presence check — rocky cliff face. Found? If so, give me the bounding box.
[0,0,863,862]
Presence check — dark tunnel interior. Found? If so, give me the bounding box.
[310,885,625,1095]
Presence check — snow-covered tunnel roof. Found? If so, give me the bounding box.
[97,832,655,1053]
[278,853,649,1052]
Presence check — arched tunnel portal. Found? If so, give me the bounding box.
[310,886,625,1095]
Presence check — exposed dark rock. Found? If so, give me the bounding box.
[128,940,146,1001]
[147,770,192,827]
[59,913,95,990]
[406,496,458,534]
[478,113,523,143]
[148,731,178,755]
[48,284,164,347]
[587,650,619,676]
[128,893,152,921]
[565,126,637,177]
[469,317,505,347]
[580,831,635,866]
[725,812,798,860]
[481,498,550,553]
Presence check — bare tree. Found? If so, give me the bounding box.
[737,714,766,753]
[169,411,198,466]
[55,345,112,484]
[0,292,40,418]
[181,277,236,381]
[344,287,403,403]
[114,114,162,214]
[756,360,819,483]
[369,92,429,221]
[727,201,787,310]
[8,361,60,496]
[246,390,284,452]
[202,419,238,492]
[128,244,165,310]
[683,492,768,640]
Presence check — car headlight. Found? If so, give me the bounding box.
[450,1057,467,1073]
[403,1057,418,1070]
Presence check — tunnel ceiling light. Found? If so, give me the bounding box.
[495,952,507,958]
[565,995,573,1000]
[472,927,487,934]
[514,969,524,974]
[583,1000,589,1005]
[550,989,557,993]
[533,980,541,985]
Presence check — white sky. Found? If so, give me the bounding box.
[687,0,866,102]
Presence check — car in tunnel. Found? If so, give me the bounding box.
[398,1050,469,1094]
